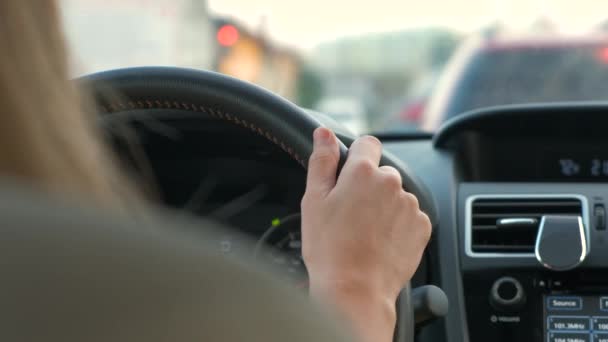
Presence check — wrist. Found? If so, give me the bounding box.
[309,279,397,342]
[308,270,401,305]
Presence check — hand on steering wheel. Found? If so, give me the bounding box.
[302,128,432,342]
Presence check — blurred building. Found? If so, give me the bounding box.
[213,18,302,101]
[309,28,461,131]
[311,28,459,76]
[175,0,217,70]
[62,0,217,74]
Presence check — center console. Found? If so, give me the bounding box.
[464,271,608,342]
[459,183,608,342]
[429,104,608,342]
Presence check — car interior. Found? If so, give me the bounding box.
[8,1,608,342]
[75,65,608,342]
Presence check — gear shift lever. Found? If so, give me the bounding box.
[413,285,449,327]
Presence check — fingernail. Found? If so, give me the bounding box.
[314,128,331,146]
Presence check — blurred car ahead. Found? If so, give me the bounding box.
[421,34,608,131]
[395,71,441,127]
[376,71,440,134]
[315,96,368,135]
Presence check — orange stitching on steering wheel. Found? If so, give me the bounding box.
[101,100,305,167]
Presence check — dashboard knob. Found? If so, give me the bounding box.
[489,277,526,312]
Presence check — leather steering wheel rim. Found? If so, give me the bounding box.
[80,66,437,342]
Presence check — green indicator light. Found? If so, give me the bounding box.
[271,218,281,227]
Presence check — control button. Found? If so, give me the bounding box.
[594,333,608,342]
[548,332,590,342]
[548,316,590,331]
[489,277,526,311]
[552,280,565,289]
[595,204,606,230]
[547,296,583,311]
[601,298,608,311]
[592,317,608,331]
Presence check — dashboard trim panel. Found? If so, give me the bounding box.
[464,193,589,258]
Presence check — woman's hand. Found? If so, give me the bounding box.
[301,127,432,342]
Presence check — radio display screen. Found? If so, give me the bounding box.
[471,138,608,182]
[541,150,608,181]
[545,295,608,342]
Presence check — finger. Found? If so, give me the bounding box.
[379,165,403,187]
[344,135,382,170]
[305,127,340,197]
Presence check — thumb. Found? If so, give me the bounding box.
[305,127,339,198]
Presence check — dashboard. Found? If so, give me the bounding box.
[111,115,430,288]
[110,103,608,342]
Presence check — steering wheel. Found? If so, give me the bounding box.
[81,67,439,342]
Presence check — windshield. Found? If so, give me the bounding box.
[61,0,608,134]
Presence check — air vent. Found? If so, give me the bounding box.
[468,196,583,255]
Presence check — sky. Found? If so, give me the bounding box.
[208,0,608,49]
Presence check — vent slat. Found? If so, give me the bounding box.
[474,201,580,207]
[470,197,582,254]
[471,225,497,231]
[473,207,581,213]
[473,213,578,218]
[474,213,539,218]
[472,244,534,252]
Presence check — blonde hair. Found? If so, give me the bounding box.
[0,1,135,206]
